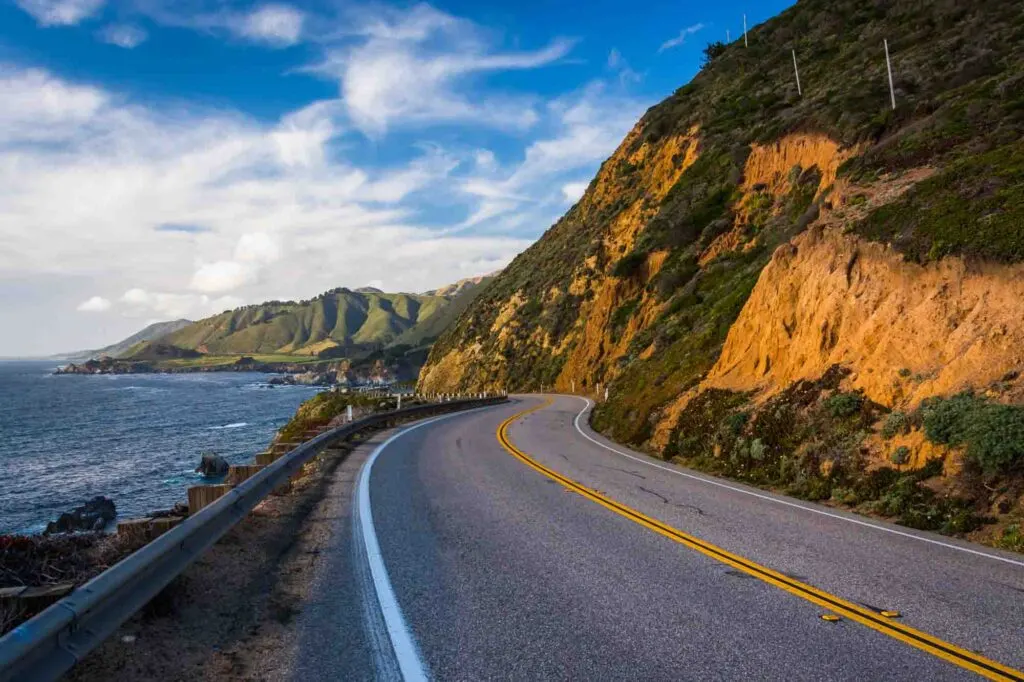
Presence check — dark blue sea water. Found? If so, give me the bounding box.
[0,361,322,534]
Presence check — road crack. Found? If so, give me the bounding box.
[637,486,705,515]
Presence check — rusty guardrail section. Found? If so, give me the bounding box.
[0,395,507,682]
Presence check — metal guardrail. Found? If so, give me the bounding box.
[0,396,506,682]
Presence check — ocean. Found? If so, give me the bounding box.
[0,361,323,534]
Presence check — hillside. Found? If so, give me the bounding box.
[151,284,487,359]
[419,0,1024,549]
[54,320,192,362]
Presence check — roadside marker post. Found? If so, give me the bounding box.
[884,39,896,109]
[792,49,802,96]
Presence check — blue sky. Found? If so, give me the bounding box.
[0,0,793,355]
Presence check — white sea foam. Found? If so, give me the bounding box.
[209,422,248,430]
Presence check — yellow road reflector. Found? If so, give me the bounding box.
[881,610,902,618]
[496,400,1024,682]
[821,614,841,622]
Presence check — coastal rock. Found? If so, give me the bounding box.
[44,496,116,535]
[267,375,295,386]
[195,453,229,477]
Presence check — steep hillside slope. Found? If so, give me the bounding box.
[154,287,471,358]
[420,0,1024,547]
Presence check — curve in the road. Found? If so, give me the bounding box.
[497,398,1024,682]
[570,398,1024,570]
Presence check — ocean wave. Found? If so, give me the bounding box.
[208,422,248,430]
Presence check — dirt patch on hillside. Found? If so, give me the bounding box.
[704,226,1024,407]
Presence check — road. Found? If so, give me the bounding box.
[285,395,1024,681]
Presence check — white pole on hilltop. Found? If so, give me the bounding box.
[791,49,802,96]
[726,29,730,43]
[397,393,401,410]
[743,14,748,47]
[347,404,353,422]
[884,39,896,110]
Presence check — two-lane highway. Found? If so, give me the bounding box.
[286,395,1024,680]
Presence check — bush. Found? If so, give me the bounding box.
[825,392,864,419]
[921,392,1024,474]
[881,411,910,439]
[890,446,911,467]
[996,524,1024,552]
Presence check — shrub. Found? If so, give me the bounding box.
[996,524,1024,552]
[881,411,910,439]
[921,392,1024,474]
[825,392,864,419]
[890,446,911,467]
[701,41,727,67]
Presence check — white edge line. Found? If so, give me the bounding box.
[566,396,1024,569]
[356,406,496,682]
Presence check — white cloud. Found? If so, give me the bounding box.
[15,0,104,26]
[235,232,281,265]
[120,288,242,319]
[189,261,254,293]
[236,4,304,47]
[98,24,148,49]
[659,23,705,53]
[77,295,111,312]
[316,4,573,135]
[453,83,646,231]
[561,182,588,203]
[0,3,655,354]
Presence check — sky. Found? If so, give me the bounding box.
[0,0,794,356]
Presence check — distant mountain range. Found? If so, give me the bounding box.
[52,320,192,362]
[53,276,494,376]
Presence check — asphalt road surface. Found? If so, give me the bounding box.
[286,395,1024,681]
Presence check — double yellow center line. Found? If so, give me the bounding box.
[496,400,1023,681]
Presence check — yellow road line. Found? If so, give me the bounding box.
[496,399,1024,681]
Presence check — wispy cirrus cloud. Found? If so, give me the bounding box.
[98,23,148,48]
[15,0,105,26]
[0,2,654,354]
[658,22,704,52]
[312,4,574,135]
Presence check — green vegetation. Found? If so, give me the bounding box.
[660,369,985,536]
[881,411,910,439]
[853,144,1024,263]
[276,391,399,444]
[158,287,475,357]
[920,393,1024,474]
[996,524,1024,553]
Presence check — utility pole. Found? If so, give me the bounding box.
[743,14,748,47]
[884,39,896,110]
[792,49,802,96]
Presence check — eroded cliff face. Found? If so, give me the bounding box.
[704,227,1024,408]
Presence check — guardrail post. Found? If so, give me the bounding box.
[188,484,233,515]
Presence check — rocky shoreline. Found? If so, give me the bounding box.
[53,356,408,386]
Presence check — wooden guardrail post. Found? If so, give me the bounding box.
[187,484,233,515]
[226,464,263,486]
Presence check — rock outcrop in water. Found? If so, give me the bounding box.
[44,496,116,534]
[195,453,229,477]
